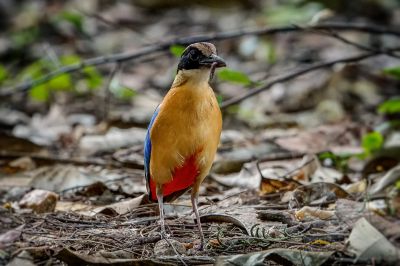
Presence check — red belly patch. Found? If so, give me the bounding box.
[150,153,199,201]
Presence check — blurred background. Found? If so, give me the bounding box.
[1,0,400,264]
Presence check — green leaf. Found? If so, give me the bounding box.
[169,45,186,57]
[118,87,136,99]
[227,105,240,114]
[216,94,223,106]
[19,61,43,80]
[383,66,400,79]
[362,131,384,154]
[0,65,8,83]
[60,55,81,65]
[396,180,400,190]
[11,27,39,48]
[48,74,72,90]
[318,151,351,172]
[29,84,49,102]
[58,11,84,32]
[83,66,102,89]
[378,98,400,114]
[217,68,252,86]
[109,77,136,100]
[265,42,276,64]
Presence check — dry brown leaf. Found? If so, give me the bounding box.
[2,157,36,175]
[344,179,367,194]
[81,194,145,216]
[208,239,221,247]
[295,206,335,221]
[260,178,298,195]
[19,189,59,213]
[56,201,94,213]
[289,182,352,208]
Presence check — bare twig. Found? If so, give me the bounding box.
[258,151,305,162]
[0,150,144,169]
[303,26,400,59]
[103,63,121,120]
[220,51,384,108]
[1,22,400,96]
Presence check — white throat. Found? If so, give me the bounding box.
[173,68,211,88]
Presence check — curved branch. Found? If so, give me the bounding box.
[1,22,399,96]
[220,51,381,109]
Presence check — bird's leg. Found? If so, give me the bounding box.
[191,191,205,250]
[156,184,166,237]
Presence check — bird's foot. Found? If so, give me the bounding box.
[158,222,170,239]
[160,230,171,240]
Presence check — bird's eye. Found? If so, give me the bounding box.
[189,50,199,61]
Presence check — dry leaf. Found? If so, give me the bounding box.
[0,225,24,249]
[2,157,36,175]
[80,194,145,216]
[79,127,146,155]
[19,189,58,213]
[7,250,35,266]
[343,179,367,194]
[55,248,173,266]
[369,164,400,195]
[55,201,93,213]
[260,178,298,195]
[295,206,335,221]
[211,161,261,189]
[215,248,334,266]
[289,182,351,208]
[347,218,400,263]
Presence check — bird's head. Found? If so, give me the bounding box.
[175,42,226,84]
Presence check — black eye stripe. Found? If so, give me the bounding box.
[177,47,207,71]
[190,51,199,60]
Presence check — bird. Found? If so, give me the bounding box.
[144,42,226,249]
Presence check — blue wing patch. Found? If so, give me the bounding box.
[144,106,160,197]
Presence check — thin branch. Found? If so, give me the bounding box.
[303,26,400,59]
[0,150,144,170]
[103,63,121,120]
[220,51,384,109]
[1,22,400,96]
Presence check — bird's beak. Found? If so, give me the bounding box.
[200,54,226,68]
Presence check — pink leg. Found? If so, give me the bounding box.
[156,185,166,236]
[191,192,205,250]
